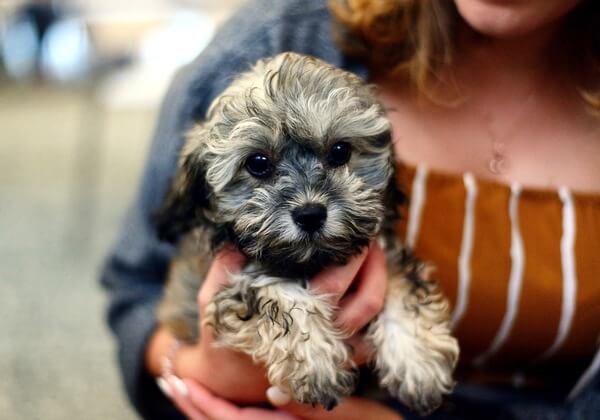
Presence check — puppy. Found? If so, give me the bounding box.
[156,52,459,414]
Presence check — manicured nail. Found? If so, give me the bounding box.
[168,375,189,398]
[156,377,172,398]
[266,386,291,406]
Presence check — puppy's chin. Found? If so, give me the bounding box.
[239,237,371,279]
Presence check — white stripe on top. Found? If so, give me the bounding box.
[405,165,428,250]
[538,187,578,361]
[451,173,478,330]
[473,184,524,367]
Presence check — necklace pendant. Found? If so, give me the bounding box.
[488,154,507,175]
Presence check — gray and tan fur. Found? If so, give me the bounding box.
[156,52,459,414]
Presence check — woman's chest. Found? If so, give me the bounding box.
[377,83,600,194]
[395,164,600,371]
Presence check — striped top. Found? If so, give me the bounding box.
[395,163,600,397]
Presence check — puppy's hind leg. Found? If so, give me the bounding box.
[205,276,355,410]
[366,262,459,415]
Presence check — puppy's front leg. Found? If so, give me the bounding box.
[366,264,459,415]
[205,275,355,409]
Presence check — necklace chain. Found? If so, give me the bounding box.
[478,92,538,175]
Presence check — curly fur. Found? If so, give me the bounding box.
[156,52,459,414]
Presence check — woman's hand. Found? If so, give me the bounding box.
[148,248,272,403]
[163,379,298,420]
[310,241,388,364]
[188,248,270,400]
[164,379,401,420]
[149,241,389,416]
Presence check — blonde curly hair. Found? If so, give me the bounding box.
[329,0,600,110]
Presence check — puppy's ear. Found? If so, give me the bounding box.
[155,152,211,243]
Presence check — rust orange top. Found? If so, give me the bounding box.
[395,163,600,393]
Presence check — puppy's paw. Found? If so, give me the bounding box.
[290,364,356,410]
[268,329,356,410]
[379,342,457,416]
[249,282,358,410]
[369,312,459,415]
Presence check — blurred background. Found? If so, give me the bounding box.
[0,0,245,418]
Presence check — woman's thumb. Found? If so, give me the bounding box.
[198,247,246,306]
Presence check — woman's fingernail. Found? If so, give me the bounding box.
[266,386,291,406]
[156,377,172,398]
[168,375,189,398]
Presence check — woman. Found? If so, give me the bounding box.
[101,0,600,418]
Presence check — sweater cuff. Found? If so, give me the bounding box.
[113,299,185,420]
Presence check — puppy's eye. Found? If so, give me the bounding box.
[327,142,352,167]
[245,153,274,178]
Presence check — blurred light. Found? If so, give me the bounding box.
[98,10,216,109]
[40,18,92,83]
[1,14,39,79]
[138,10,214,69]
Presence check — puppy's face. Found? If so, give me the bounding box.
[158,53,396,276]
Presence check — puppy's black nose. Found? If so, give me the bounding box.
[292,204,327,233]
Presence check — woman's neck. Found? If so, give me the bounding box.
[377,15,600,193]
[451,21,568,97]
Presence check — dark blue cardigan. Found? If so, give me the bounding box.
[100,1,599,418]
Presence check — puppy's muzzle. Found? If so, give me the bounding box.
[292,203,327,233]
